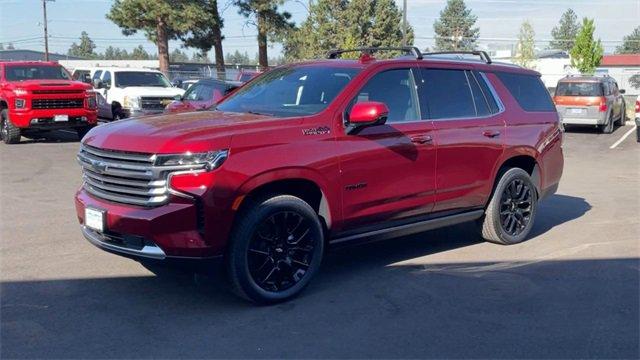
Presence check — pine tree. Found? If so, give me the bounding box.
[67,31,97,59]
[234,0,293,68]
[569,18,603,75]
[131,45,151,60]
[616,26,640,54]
[433,0,479,51]
[181,0,225,77]
[370,0,414,48]
[549,9,580,51]
[514,21,536,69]
[170,48,190,62]
[107,0,208,74]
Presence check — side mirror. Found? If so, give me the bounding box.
[619,89,626,94]
[347,101,389,134]
[92,79,103,89]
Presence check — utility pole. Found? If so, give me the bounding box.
[402,0,408,46]
[42,0,53,61]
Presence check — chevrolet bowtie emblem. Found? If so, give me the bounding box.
[91,160,108,172]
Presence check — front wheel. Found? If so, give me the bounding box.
[1,109,21,144]
[226,195,324,304]
[76,125,94,140]
[479,168,538,245]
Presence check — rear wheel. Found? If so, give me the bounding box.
[479,168,538,245]
[617,104,626,126]
[601,112,614,134]
[226,195,324,304]
[1,109,21,144]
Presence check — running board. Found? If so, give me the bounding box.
[330,209,484,245]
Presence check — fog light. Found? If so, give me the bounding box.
[30,118,39,124]
[15,99,26,108]
[81,116,87,121]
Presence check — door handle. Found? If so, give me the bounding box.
[482,130,501,138]
[410,135,433,144]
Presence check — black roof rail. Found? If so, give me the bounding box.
[326,47,423,60]
[423,50,492,64]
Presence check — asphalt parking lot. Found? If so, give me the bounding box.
[1,123,638,359]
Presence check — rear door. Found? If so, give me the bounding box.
[417,67,505,212]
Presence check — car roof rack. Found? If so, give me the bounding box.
[326,47,423,60]
[423,50,492,64]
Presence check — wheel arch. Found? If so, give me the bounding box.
[232,171,336,233]
[493,150,542,197]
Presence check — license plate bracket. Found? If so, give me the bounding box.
[54,114,69,122]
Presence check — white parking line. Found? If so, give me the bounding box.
[609,125,637,149]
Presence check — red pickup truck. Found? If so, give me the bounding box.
[75,48,563,303]
[0,61,98,144]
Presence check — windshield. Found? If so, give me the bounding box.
[114,71,171,88]
[217,66,361,117]
[556,82,603,96]
[5,65,71,81]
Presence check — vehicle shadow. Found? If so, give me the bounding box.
[17,130,80,144]
[564,122,627,134]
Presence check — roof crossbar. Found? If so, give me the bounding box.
[326,47,423,60]
[423,50,492,64]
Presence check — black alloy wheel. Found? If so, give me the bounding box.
[247,211,317,292]
[499,179,533,237]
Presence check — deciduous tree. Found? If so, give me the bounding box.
[616,26,640,54]
[569,18,603,75]
[514,21,536,69]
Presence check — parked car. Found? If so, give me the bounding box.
[165,79,240,113]
[171,78,199,91]
[75,47,563,303]
[236,69,261,82]
[90,67,184,120]
[554,75,626,133]
[635,95,639,142]
[0,61,97,144]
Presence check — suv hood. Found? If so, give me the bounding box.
[5,79,91,92]
[118,86,184,97]
[83,110,281,154]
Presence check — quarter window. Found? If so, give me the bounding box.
[350,69,420,123]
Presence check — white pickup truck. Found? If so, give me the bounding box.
[90,67,184,120]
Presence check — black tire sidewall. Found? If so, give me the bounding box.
[227,195,324,304]
[488,168,538,244]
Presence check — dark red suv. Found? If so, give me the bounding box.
[75,48,563,303]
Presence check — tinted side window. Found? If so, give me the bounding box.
[419,68,476,119]
[351,69,420,123]
[102,71,112,88]
[497,72,555,112]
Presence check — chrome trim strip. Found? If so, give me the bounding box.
[479,71,506,113]
[81,144,155,163]
[81,226,166,260]
[84,184,167,206]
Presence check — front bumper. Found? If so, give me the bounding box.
[123,108,164,118]
[11,108,97,128]
[75,188,221,259]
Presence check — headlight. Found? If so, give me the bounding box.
[123,95,141,109]
[86,92,97,109]
[15,99,26,109]
[154,150,228,171]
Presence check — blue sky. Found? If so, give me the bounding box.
[0,0,638,58]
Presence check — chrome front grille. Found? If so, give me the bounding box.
[78,144,169,207]
[140,97,173,110]
[33,98,84,109]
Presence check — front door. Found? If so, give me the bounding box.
[337,67,437,231]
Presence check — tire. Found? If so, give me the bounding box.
[112,106,124,121]
[1,109,21,144]
[226,194,324,304]
[617,104,626,126]
[601,112,614,134]
[479,168,538,245]
[76,125,94,140]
